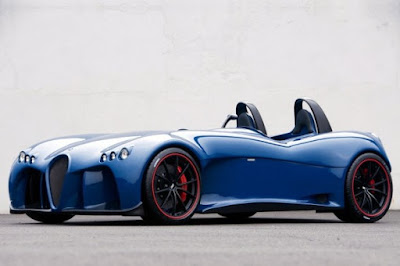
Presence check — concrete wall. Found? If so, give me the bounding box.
[0,0,399,213]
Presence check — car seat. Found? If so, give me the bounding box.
[291,109,316,135]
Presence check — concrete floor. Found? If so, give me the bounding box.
[0,211,399,266]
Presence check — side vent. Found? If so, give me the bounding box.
[49,156,68,207]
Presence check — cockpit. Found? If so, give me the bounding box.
[222,98,332,141]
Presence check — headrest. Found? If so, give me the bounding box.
[292,109,315,134]
[237,113,255,129]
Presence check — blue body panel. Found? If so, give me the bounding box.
[8,128,391,215]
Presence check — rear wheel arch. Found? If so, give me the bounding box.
[348,149,391,173]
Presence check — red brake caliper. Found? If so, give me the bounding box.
[177,166,188,202]
[362,168,368,176]
[363,167,375,194]
[369,179,375,194]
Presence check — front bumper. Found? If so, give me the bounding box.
[9,154,142,215]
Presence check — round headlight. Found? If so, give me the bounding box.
[25,155,30,163]
[120,148,129,160]
[100,153,107,162]
[110,152,116,161]
[30,156,36,164]
[19,151,26,163]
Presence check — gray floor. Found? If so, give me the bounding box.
[0,211,399,266]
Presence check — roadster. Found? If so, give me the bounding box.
[9,98,392,224]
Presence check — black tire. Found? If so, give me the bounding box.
[219,212,256,220]
[142,148,201,225]
[26,212,74,224]
[334,153,392,223]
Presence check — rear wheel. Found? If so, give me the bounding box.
[26,212,74,224]
[142,148,201,225]
[335,153,392,223]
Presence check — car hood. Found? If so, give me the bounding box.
[24,131,169,160]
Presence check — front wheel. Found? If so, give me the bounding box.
[142,148,201,225]
[26,212,74,224]
[335,153,392,223]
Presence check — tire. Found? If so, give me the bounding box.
[219,212,256,220]
[26,212,74,224]
[142,148,201,225]
[334,153,392,223]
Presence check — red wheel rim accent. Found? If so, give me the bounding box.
[351,158,391,217]
[151,153,200,220]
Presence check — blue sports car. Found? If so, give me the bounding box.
[9,98,392,224]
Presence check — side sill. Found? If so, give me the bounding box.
[9,203,144,216]
[202,202,339,214]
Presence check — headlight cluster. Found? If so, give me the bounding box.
[18,151,35,164]
[100,148,130,162]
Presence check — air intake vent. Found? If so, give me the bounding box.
[25,169,42,209]
[49,156,68,207]
[24,169,50,209]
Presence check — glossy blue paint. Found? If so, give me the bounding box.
[9,126,390,215]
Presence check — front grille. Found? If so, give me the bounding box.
[49,156,68,207]
[25,169,49,209]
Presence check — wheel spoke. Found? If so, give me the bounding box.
[162,161,170,179]
[156,174,170,183]
[354,178,363,184]
[177,163,190,180]
[368,162,372,181]
[360,193,367,208]
[368,188,387,195]
[365,193,374,213]
[356,168,363,177]
[373,179,386,187]
[371,166,381,180]
[355,191,364,197]
[176,192,187,211]
[367,191,382,207]
[155,187,170,194]
[175,156,179,175]
[177,188,195,198]
[172,191,177,215]
[177,179,197,186]
[160,190,172,208]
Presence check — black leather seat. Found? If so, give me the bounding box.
[237,113,256,129]
[291,109,316,135]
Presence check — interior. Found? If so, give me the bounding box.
[222,98,332,141]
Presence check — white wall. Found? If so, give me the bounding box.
[0,0,399,213]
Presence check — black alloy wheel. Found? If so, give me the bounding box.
[142,148,201,225]
[334,153,392,223]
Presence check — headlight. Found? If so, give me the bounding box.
[110,152,116,161]
[100,153,107,162]
[18,151,26,163]
[25,155,30,163]
[30,156,36,164]
[119,148,129,160]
